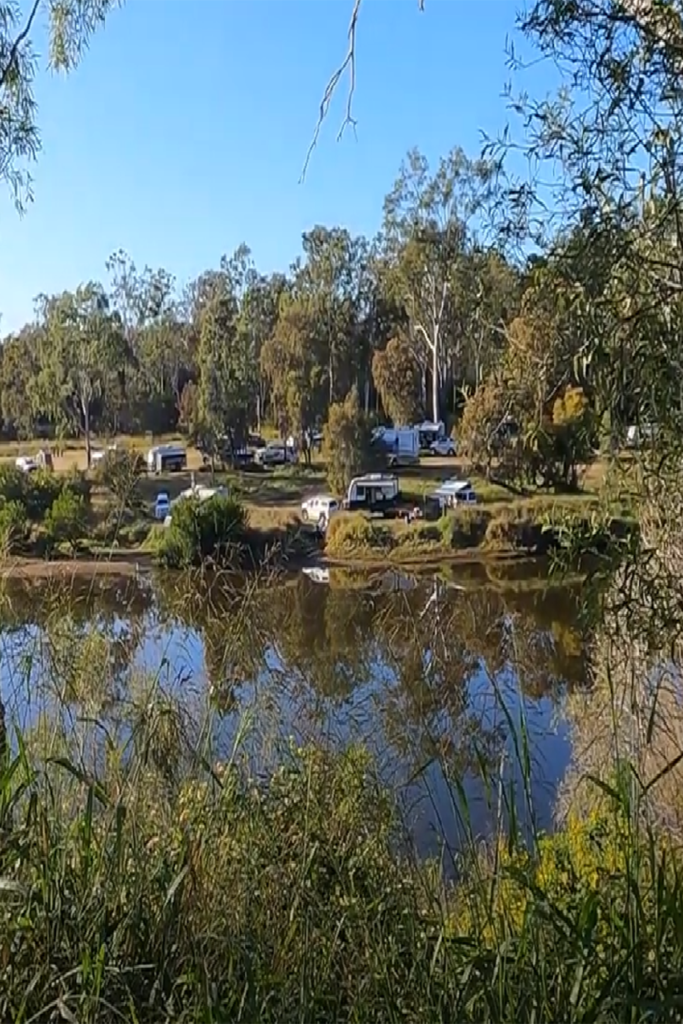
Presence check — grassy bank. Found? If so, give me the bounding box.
[0,443,625,572]
[325,499,635,565]
[0,724,681,1022]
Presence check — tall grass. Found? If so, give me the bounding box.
[0,565,681,1021]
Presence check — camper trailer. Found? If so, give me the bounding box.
[146,444,187,474]
[343,473,401,514]
[371,426,420,467]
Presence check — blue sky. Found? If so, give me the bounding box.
[0,0,558,334]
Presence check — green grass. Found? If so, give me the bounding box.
[0,697,681,1021]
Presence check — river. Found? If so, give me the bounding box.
[0,559,594,867]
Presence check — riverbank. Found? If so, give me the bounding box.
[0,502,634,578]
[325,500,635,564]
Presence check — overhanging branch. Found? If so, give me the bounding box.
[300,0,426,182]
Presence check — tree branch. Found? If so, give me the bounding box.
[300,0,425,182]
[0,0,41,91]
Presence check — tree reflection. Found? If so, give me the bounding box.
[0,564,592,794]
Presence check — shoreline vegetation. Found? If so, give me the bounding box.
[0,438,634,575]
[0,721,677,1022]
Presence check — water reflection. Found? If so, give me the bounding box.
[0,561,591,862]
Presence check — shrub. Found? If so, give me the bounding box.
[158,494,249,568]
[44,490,88,554]
[325,514,393,557]
[94,449,145,510]
[0,465,28,506]
[0,500,29,555]
[484,515,545,553]
[324,389,379,494]
[440,508,490,549]
[0,466,91,522]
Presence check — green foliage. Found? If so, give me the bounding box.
[197,294,254,455]
[551,386,595,490]
[94,447,145,511]
[2,707,683,1022]
[44,489,87,553]
[326,515,394,556]
[158,494,249,568]
[0,0,119,211]
[177,380,200,439]
[0,466,90,522]
[33,284,128,464]
[372,335,423,424]
[0,499,28,554]
[324,388,377,494]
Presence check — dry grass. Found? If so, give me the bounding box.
[246,506,302,531]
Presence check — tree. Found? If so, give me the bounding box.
[35,284,128,466]
[96,448,145,514]
[459,248,521,387]
[0,0,120,211]
[298,226,368,405]
[324,387,374,494]
[261,290,323,437]
[177,380,200,440]
[0,324,43,437]
[197,294,254,463]
[382,146,497,422]
[459,380,516,480]
[240,272,288,430]
[551,385,594,491]
[372,335,422,425]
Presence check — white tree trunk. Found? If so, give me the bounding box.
[431,342,439,423]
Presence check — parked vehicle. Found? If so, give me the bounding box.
[300,494,340,524]
[429,437,457,457]
[301,566,330,584]
[91,443,118,465]
[625,423,658,449]
[416,420,447,451]
[371,426,420,467]
[154,492,171,520]
[15,455,38,473]
[431,478,478,510]
[146,444,187,474]
[162,484,230,527]
[344,473,401,513]
[254,441,295,467]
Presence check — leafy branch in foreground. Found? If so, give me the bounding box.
[0,0,122,210]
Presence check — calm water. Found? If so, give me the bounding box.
[0,560,593,863]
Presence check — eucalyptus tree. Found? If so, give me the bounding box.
[197,293,255,461]
[297,226,369,405]
[0,322,43,437]
[381,146,498,422]
[35,283,127,465]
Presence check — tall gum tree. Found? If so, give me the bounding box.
[381,146,497,423]
[35,283,127,466]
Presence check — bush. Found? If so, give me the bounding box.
[439,508,491,549]
[2,722,682,1022]
[158,494,249,568]
[0,500,29,555]
[44,490,88,554]
[0,466,91,523]
[324,389,379,494]
[325,514,394,557]
[94,449,145,510]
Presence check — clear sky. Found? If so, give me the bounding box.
[0,0,558,334]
